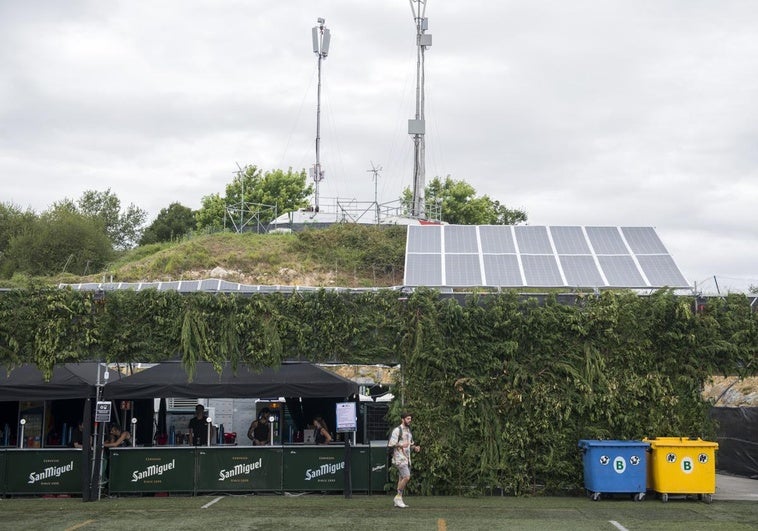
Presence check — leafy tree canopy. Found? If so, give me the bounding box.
[196,165,313,230]
[140,202,196,245]
[76,189,147,249]
[4,205,113,277]
[402,176,527,225]
[0,202,36,253]
[0,203,38,278]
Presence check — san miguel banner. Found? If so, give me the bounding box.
[196,447,282,492]
[5,449,81,494]
[283,446,369,491]
[109,448,195,493]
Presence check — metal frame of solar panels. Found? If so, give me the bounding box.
[404,225,690,290]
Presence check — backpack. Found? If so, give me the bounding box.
[387,426,403,458]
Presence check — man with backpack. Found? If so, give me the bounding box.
[388,411,420,508]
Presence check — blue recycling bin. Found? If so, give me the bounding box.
[578,439,650,501]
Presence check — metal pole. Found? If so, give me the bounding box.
[409,1,430,218]
[312,18,329,212]
[18,418,26,448]
[130,417,137,447]
[206,417,212,447]
[315,43,323,211]
[82,398,93,502]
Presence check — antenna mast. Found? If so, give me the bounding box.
[311,18,331,212]
[408,1,431,218]
[367,161,383,223]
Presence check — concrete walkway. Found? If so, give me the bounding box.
[715,473,758,501]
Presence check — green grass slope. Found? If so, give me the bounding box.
[69,224,408,288]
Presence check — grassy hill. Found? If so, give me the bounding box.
[54,224,408,288]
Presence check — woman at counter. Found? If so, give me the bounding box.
[312,417,332,445]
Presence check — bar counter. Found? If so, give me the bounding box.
[109,443,388,494]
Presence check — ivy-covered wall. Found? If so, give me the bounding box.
[0,287,755,494]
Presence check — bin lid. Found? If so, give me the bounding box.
[643,437,719,449]
[578,439,650,449]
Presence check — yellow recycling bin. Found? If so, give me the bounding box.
[643,437,718,503]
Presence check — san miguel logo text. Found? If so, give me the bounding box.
[28,460,75,484]
[219,458,263,481]
[305,461,344,481]
[131,459,176,482]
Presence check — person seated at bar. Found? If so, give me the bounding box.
[247,408,271,446]
[312,416,332,444]
[188,404,213,446]
[104,423,131,448]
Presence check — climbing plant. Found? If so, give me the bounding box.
[0,286,754,494]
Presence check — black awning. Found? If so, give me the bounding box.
[102,361,359,400]
[0,362,108,401]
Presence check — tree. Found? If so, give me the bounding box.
[77,189,147,249]
[195,165,313,230]
[0,203,38,278]
[5,205,113,276]
[0,202,36,253]
[195,193,227,231]
[402,176,527,225]
[140,203,196,245]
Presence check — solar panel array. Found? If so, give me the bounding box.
[59,280,325,294]
[404,225,689,289]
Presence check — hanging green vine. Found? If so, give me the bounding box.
[0,286,755,495]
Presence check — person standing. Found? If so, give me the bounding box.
[70,420,84,448]
[188,404,212,446]
[388,412,420,508]
[247,408,271,446]
[312,416,332,444]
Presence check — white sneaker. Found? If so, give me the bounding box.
[394,495,407,508]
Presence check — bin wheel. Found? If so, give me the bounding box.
[702,494,713,504]
[634,492,645,502]
[661,493,668,503]
[591,492,601,501]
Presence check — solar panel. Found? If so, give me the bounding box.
[621,227,668,254]
[521,255,563,286]
[515,226,553,254]
[445,254,482,286]
[550,226,591,254]
[444,225,479,253]
[586,227,628,254]
[404,225,689,289]
[482,255,523,286]
[404,253,442,286]
[159,281,181,291]
[636,255,688,287]
[560,255,605,287]
[407,225,441,253]
[598,256,646,287]
[480,225,516,253]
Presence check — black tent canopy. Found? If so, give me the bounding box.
[102,361,359,399]
[0,362,112,401]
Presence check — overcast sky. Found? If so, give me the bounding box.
[1,1,756,293]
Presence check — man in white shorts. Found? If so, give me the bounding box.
[388,412,420,508]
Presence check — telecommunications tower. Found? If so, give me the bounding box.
[311,17,331,212]
[408,1,432,218]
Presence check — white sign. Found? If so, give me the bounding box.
[335,402,357,432]
[95,401,111,423]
